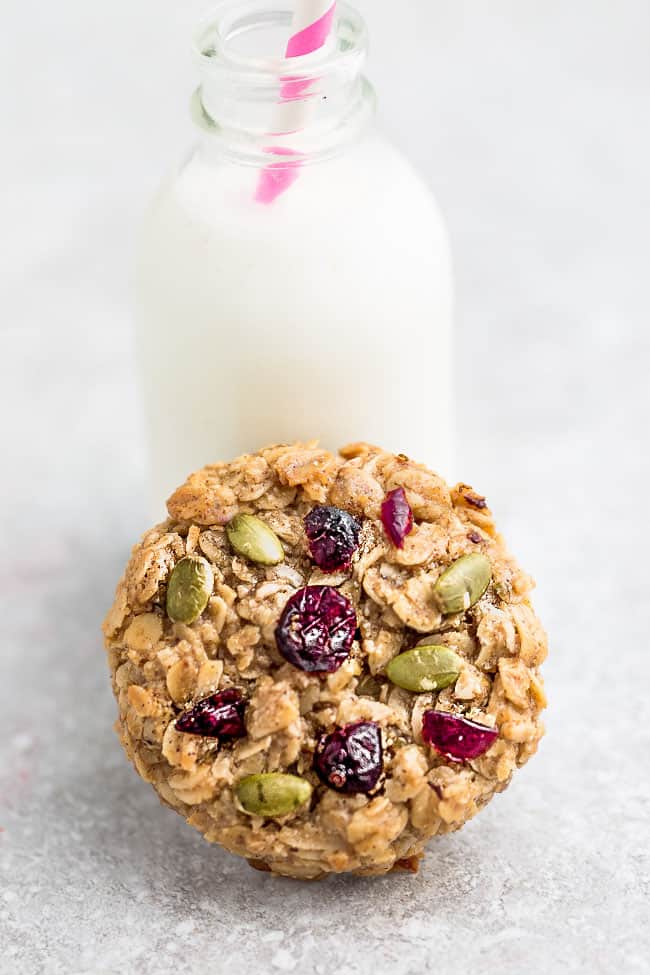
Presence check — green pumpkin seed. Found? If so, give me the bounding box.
[166,555,214,624]
[226,514,284,566]
[386,646,463,692]
[236,773,312,817]
[433,553,492,615]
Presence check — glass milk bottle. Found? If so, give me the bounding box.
[136,0,453,503]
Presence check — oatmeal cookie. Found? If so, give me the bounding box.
[103,442,547,879]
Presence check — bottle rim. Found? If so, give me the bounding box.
[193,0,368,91]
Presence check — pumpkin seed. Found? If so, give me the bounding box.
[432,553,492,615]
[236,773,312,817]
[386,645,462,692]
[166,556,214,624]
[226,514,284,566]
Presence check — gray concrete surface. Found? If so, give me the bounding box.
[1,1,649,972]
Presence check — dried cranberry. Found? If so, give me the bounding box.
[314,721,383,794]
[175,688,246,739]
[304,505,361,572]
[381,487,414,548]
[422,710,497,762]
[275,585,356,673]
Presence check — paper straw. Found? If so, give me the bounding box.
[286,0,336,56]
[255,1,337,204]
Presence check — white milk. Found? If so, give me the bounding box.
[136,4,453,504]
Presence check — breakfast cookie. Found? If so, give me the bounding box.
[103,442,547,879]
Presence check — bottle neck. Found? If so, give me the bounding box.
[192,1,375,166]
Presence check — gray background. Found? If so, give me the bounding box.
[1,1,648,972]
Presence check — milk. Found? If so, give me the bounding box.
[135,7,453,504]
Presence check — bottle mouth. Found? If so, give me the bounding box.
[192,1,373,164]
[194,0,367,95]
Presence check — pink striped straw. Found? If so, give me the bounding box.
[255,0,337,204]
